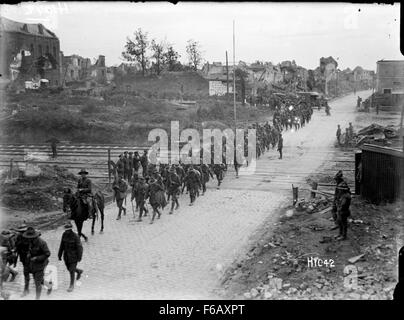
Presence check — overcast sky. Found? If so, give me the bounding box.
[1,2,402,70]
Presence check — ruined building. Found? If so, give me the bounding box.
[0,16,62,87]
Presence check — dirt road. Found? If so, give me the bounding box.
[3,91,372,300]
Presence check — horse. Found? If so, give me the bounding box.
[63,188,105,241]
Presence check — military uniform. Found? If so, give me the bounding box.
[21,228,51,300]
[167,170,181,214]
[136,178,149,221]
[184,168,201,205]
[113,178,128,220]
[336,183,351,240]
[277,136,283,159]
[77,172,94,218]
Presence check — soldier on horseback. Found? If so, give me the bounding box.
[77,169,94,219]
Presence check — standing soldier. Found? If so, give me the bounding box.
[336,124,342,146]
[344,128,350,147]
[166,166,181,214]
[123,152,130,181]
[58,222,83,292]
[116,154,125,179]
[133,151,141,174]
[331,170,345,230]
[128,152,134,180]
[277,133,283,159]
[135,176,149,222]
[348,122,354,140]
[21,227,51,300]
[140,150,149,177]
[112,175,128,220]
[335,182,351,241]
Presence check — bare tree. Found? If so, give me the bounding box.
[186,39,203,71]
[122,28,149,76]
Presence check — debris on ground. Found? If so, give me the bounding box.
[294,196,331,214]
[354,123,398,147]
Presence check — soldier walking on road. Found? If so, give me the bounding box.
[135,177,149,221]
[335,182,351,241]
[184,166,201,205]
[166,167,181,214]
[336,124,342,146]
[58,222,83,292]
[277,134,283,159]
[148,176,166,224]
[113,175,128,220]
[344,128,350,147]
[20,227,51,300]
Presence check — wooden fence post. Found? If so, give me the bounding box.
[9,158,13,179]
[108,149,111,187]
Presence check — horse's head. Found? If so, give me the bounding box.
[63,188,76,212]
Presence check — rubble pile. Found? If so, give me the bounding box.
[355,123,398,147]
[294,196,331,214]
[0,165,78,212]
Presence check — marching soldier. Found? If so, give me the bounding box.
[113,175,128,220]
[58,222,83,292]
[184,165,201,205]
[130,173,139,211]
[148,176,166,224]
[166,167,181,214]
[135,176,149,221]
[348,122,354,140]
[21,227,51,300]
[200,163,213,193]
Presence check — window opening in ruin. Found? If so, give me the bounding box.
[38,45,42,56]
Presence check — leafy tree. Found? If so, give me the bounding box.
[150,39,166,75]
[186,39,203,71]
[122,28,149,76]
[164,45,182,71]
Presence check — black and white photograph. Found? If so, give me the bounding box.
[0,1,403,306]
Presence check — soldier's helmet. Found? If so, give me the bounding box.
[335,170,343,180]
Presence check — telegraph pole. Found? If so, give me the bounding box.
[233,20,237,129]
[226,51,229,97]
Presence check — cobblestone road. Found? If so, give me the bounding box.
[2,91,371,300]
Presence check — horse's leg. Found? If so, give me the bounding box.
[100,208,104,233]
[91,216,95,235]
[76,219,87,242]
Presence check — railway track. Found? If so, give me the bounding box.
[0,143,355,185]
